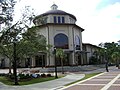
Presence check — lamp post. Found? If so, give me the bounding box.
[54,47,58,78]
[13,38,19,85]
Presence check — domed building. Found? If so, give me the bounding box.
[31,4,84,67]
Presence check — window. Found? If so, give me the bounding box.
[58,16,61,23]
[54,33,68,49]
[62,17,65,23]
[54,16,65,23]
[75,35,80,50]
[54,16,57,23]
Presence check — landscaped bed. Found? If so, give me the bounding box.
[0,73,62,85]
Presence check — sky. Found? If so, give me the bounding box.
[14,0,120,45]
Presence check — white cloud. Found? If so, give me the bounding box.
[82,2,120,45]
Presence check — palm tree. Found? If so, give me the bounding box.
[56,48,65,74]
[111,52,120,69]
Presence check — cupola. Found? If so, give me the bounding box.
[51,4,58,10]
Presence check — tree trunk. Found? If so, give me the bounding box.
[61,58,64,74]
[8,59,12,75]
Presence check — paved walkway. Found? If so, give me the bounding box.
[60,67,120,90]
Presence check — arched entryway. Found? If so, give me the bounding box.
[54,33,68,49]
[54,33,70,66]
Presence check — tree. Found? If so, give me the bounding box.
[0,0,17,29]
[0,0,17,74]
[17,26,47,63]
[56,48,65,74]
[112,52,120,69]
[99,42,118,64]
[0,1,49,74]
[0,0,50,85]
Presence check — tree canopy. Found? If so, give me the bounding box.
[0,0,49,68]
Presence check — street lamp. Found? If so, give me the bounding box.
[13,38,19,85]
[54,47,58,78]
[105,50,109,72]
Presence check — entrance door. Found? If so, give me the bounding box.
[35,55,45,67]
[78,55,82,65]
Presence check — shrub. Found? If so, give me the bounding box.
[41,73,46,77]
[89,56,98,65]
[18,74,25,79]
[25,74,31,78]
[47,74,52,77]
[9,74,14,79]
[36,74,40,78]
[0,73,6,76]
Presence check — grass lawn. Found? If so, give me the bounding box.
[0,76,61,86]
[65,72,101,86]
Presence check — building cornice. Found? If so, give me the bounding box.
[35,23,84,31]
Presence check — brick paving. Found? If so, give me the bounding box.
[64,85,104,90]
[62,71,120,90]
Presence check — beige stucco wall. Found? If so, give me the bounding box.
[74,27,83,50]
[86,45,98,64]
[35,24,83,66]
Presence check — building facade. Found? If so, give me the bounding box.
[0,4,85,68]
[31,4,84,67]
[82,43,104,65]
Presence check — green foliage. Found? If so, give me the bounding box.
[0,0,16,25]
[56,48,64,59]
[111,51,120,67]
[89,56,98,65]
[41,73,46,77]
[56,48,65,74]
[99,42,120,64]
[0,76,57,85]
[111,52,120,61]
[104,42,118,61]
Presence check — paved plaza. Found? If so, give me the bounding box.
[61,70,120,90]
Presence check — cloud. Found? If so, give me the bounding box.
[82,2,120,45]
[14,0,120,45]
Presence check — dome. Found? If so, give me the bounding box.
[33,4,76,22]
[41,10,76,20]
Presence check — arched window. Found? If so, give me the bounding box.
[75,35,80,50]
[54,33,68,49]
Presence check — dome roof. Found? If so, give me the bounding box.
[34,4,76,21]
[41,10,76,20]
